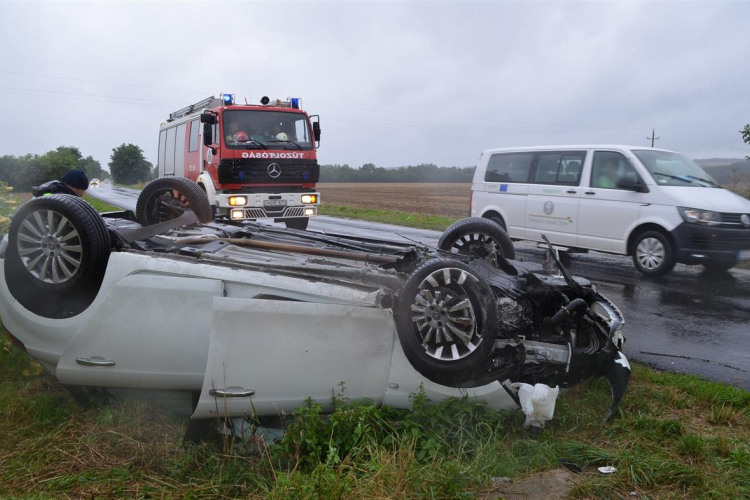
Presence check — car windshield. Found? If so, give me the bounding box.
[223,110,313,150]
[633,150,719,187]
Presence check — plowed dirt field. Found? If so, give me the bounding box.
[318,183,471,218]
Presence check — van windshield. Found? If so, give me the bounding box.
[223,110,313,150]
[633,150,719,187]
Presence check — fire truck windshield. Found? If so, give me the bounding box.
[223,110,313,150]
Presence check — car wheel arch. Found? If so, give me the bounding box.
[627,223,673,256]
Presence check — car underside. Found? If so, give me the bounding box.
[0,184,631,425]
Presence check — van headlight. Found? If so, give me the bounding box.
[678,207,722,226]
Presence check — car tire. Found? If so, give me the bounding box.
[438,217,516,262]
[394,258,498,385]
[5,194,111,319]
[136,177,213,226]
[632,230,676,277]
[702,260,736,273]
[284,217,309,230]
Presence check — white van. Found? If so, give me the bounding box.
[471,145,750,276]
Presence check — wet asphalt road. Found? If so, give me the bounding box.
[90,183,750,391]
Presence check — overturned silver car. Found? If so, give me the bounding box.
[0,179,630,423]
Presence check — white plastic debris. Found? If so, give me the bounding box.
[512,382,560,431]
[598,466,617,474]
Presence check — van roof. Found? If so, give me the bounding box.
[481,145,679,155]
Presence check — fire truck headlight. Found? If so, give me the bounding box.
[301,194,317,204]
[229,196,247,206]
[230,209,245,220]
[304,208,316,217]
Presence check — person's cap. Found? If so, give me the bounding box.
[61,169,89,190]
[275,132,288,141]
[234,131,249,141]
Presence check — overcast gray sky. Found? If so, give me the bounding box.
[1,0,748,170]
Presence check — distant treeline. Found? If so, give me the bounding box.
[320,163,476,183]
[702,160,750,184]
[0,147,109,191]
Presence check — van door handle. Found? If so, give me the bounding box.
[585,191,596,195]
[209,387,255,398]
[76,357,115,367]
[566,190,576,194]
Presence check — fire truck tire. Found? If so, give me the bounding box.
[5,194,111,319]
[136,177,213,226]
[394,258,498,385]
[438,217,516,262]
[284,217,309,230]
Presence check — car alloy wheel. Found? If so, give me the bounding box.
[409,267,481,361]
[636,237,665,270]
[16,208,83,284]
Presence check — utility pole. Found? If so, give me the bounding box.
[647,129,660,147]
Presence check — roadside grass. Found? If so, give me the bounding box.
[113,182,147,191]
[319,204,458,231]
[83,193,122,213]
[1,334,749,500]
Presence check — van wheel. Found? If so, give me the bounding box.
[438,217,516,263]
[632,231,676,276]
[136,177,213,226]
[5,195,111,318]
[702,260,736,273]
[394,259,498,385]
[284,217,309,230]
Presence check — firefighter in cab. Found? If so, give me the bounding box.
[32,169,89,198]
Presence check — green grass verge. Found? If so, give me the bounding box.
[319,204,458,231]
[113,182,146,191]
[84,194,123,213]
[1,346,748,500]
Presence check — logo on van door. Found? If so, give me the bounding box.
[543,201,554,215]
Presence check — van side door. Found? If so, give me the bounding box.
[473,151,534,239]
[577,150,646,253]
[525,151,586,247]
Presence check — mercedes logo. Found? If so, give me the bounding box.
[267,163,281,178]
[741,214,750,228]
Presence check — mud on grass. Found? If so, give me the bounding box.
[1,337,749,500]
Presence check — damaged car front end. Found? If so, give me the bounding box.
[0,188,630,424]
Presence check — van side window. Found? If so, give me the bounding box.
[534,152,585,185]
[591,151,638,189]
[188,119,200,152]
[484,153,534,183]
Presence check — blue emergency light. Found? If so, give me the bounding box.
[221,93,235,105]
[290,98,300,109]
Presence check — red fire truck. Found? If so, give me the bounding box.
[157,94,321,229]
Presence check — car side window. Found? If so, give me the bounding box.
[591,151,638,189]
[533,152,585,185]
[484,153,534,183]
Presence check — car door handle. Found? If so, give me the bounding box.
[209,387,255,398]
[76,357,115,367]
[566,190,576,194]
[585,191,596,195]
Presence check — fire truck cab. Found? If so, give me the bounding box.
[157,94,321,230]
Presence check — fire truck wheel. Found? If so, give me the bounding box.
[284,217,309,230]
[393,258,498,385]
[438,217,516,264]
[136,177,213,226]
[5,194,111,319]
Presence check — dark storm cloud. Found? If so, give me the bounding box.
[0,0,748,169]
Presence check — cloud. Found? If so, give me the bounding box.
[0,0,748,170]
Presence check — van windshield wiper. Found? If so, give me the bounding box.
[268,139,303,150]
[684,175,720,187]
[651,172,701,185]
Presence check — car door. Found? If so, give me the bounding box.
[577,150,646,253]
[192,297,395,418]
[525,151,586,247]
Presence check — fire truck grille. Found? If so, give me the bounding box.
[218,159,319,184]
[237,206,310,219]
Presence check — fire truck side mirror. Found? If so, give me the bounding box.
[200,112,217,125]
[312,121,321,142]
[203,122,214,147]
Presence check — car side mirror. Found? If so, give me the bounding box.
[203,122,214,147]
[616,177,649,193]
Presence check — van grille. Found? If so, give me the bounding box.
[719,212,750,229]
[218,159,319,185]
